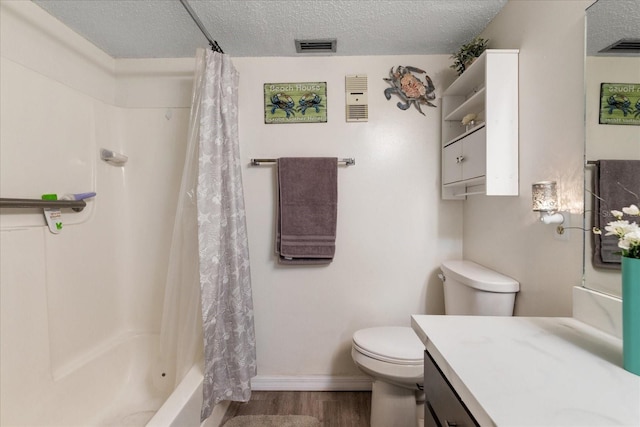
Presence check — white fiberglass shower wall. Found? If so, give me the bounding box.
[0,2,194,424]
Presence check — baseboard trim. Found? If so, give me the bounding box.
[251,375,372,391]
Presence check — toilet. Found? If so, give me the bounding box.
[351,260,519,427]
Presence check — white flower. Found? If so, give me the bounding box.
[604,220,632,237]
[611,210,624,219]
[619,230,640,251]
[596,204,640,259]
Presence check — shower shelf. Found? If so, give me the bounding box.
[0,198,87,212]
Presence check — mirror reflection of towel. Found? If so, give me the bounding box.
[275,157,338,265]
[593,159,640,269]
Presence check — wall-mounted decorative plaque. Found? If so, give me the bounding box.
[599,83,640,126]
[264,82,327,124]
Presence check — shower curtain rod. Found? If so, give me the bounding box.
[179,0,224,54]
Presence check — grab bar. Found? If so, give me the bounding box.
[0,198,87,212]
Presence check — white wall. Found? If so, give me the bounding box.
[234,56,462,379]
[236,0,593,378]
[463,0,591,317]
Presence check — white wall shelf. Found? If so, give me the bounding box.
[441,49,519,200]
[443,87,486,122]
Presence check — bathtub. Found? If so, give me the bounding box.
[75,334,229,427]
[147,363,230,427]
[0,328,226,426]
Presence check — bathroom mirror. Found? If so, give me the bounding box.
[583,0,640,298]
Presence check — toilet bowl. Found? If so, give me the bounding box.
[352,260,519,427]
[351,327,425,427]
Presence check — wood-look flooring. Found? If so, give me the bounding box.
[220,391,371,427]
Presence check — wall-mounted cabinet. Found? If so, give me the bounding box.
[441,49,519,200]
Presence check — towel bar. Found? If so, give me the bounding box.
[251,158,355,166]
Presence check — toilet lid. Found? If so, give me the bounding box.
[352,327,424,365]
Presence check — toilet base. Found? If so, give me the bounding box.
[370,380,424,427]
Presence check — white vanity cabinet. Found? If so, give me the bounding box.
[441,49,519,200]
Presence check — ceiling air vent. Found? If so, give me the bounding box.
[599,38,640,54]
[345,74,368,122]
[295,38,337,54]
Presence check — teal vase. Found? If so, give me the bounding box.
[622,256,640,375]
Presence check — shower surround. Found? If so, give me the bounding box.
[0,2,197,424]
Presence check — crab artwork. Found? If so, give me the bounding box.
[298,92,324,115]
[607,93,632,116]
[383,66,436,115]
[268,93,296,118]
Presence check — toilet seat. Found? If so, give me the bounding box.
[352,326,424,365]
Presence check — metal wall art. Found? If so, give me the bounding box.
[264,82,327,124]
[599,83,640,126]
[383,66,436,116]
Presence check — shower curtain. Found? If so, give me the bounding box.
[196,49,256,420]
[157,48,256,422]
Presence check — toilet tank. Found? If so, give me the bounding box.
[441,260,520,316]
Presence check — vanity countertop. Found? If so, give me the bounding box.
[411,315,640,426]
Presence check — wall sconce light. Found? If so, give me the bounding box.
[532,181,565,228]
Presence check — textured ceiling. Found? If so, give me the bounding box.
[30,0,640,59]
[32,0,508,58]
[586,0,640,57]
